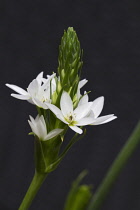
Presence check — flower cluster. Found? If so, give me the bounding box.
[6,72,117,136]
[5,28,117,175]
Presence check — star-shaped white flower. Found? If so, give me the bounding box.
[79,93,117,125]
[28,115,63,141]
[46,91,95,134]
[6,72,56,109]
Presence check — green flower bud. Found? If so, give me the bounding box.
[70,185,92,210]
[64,170,92,210]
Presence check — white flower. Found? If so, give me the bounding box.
[6,72,56,109]
[79,93,117,125]
[46,91,95,134]
[28,115,63,141]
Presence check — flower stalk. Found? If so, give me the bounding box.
[18,171,48,210]
[87,121,140,210]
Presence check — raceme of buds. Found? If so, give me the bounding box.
[57,27,83,101]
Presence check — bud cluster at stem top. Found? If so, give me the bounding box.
[57,27,83,99]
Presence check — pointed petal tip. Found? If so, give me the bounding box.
[91,96,105,118]
[29,115,34,122]
[29,115,32,119]
[78,129,83,134]
[69,125,83,134]
[98,96,104,102]
[37,71,43,77]
[113,116,117,119]
[6,83,14,89]
[44,128,63,141]
[11,93,30,100]
[91,114,117,125]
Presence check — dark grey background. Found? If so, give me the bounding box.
[1,0,140,209]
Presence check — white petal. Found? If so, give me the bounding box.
[42,80,50,89]
[39,115,47,130]
[29,115,36,125]
[11,94,30,100]
[43,88,51,102]
[60,91,73,117]
[27,79,39,96]
[46,103,61,116]
[91,115,117,125]
[78,79,88,89]
[34,115,40,122]
[32,98,48,109]
[36,72,44,85]
[76,117,96,126]
[36,72,43,79]
[42,73,56,88]
[56,114,68,124]
[47,73,56,80]
[28,120,37,135]
[35,118,47,139]
[6,84,28,95]
[31,98,41,106]
[46,102,70,125]
[77,89,81,100]
[51,78,56,93]
[74,102,93,120]
[44,129,63,141]
[69,125,83,134]
[77,80,87,99]
[28,115,48,139]
[91,96,104,118]
[41,78,48,84]
[27,99,35,105]
[78,93,89,106]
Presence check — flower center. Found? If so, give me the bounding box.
[42,96,48,102]
[65,113,77,126]
[69,115,73,121]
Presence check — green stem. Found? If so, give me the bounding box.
[87,121,140,210]
[19,171,48,210]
